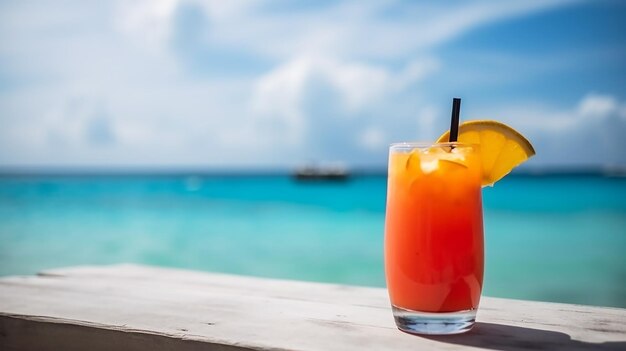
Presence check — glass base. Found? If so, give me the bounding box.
[392,305,476,335]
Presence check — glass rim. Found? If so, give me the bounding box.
[389,141,478,149]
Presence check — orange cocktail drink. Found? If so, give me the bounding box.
[384,143,483,335]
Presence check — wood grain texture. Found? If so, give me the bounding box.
[0,264,624,351]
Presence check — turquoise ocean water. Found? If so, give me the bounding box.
[0,173,624,308]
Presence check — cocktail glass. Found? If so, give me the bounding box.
[384,142,484,335]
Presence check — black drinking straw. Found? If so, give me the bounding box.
[449,98,461,142]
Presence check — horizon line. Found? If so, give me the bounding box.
[0,165,625,177]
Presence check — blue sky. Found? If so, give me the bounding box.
[0,0,625,170]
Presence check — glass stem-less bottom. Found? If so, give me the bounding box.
[392,305,476,335]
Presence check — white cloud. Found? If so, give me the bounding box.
[113,0,265,49]
[329,61,390,113]
[111,0,575,60]
[251,56,391,140]
[578,93,619,119]
[251,58,311,146]
[0,0,601,168]
[250,55,441,152]
[471,93,626,167]
[483,93,626,133]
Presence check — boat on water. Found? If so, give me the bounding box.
[293,163,350,181]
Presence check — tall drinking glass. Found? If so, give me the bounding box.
[384,142,484,335]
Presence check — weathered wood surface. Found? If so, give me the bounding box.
[0,264,624,351]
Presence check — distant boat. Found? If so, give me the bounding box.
[293,163,350,181]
